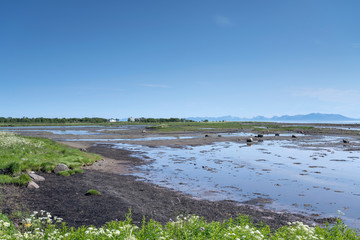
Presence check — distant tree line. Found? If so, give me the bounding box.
[0,117,108,124]
[128,117,194,123]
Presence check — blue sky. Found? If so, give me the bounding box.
[1,1,359,119]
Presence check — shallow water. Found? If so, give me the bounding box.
[315,126,360,131]
[111,140,360,228]
[58,136,204,141]
[4,125,360,228]
[58,132,305,142]
[0,125,146,135]
[13,129,104,135]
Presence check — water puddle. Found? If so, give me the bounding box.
[110,140,360,228]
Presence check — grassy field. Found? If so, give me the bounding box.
[0,132,101,185]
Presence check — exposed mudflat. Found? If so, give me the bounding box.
[1,123,359,229]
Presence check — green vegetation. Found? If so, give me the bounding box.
[85,189,101,196]
[0,117,110,127]
[128,117,194,123]
[0,211,358,239]
[0,125,358,239]
[0,174,31,186]
[144,122,314,133]
[8,162,22,175]
[0,131,101,185]
[58,169,84,176]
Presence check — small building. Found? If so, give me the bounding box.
[109,118,117,123]
[128,117,135,122]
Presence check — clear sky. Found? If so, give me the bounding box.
[1,1,359,119]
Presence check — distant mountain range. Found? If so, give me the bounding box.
[186,113,359,122]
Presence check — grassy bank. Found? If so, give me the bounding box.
[0,211,358,239]
[145,122,314,133]
[0,132,101,184]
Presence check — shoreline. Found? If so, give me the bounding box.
[2,124,358,230]
[0,141,334,230]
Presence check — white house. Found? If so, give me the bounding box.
[109,118,117,123]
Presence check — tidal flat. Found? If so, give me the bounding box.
[2,122,360,230]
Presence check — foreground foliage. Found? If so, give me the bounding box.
[0,211,358,240]
[0,132,101,185]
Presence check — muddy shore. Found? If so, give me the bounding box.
[0,145,316,230]
[2,124,359,229]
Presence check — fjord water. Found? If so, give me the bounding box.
[112,140,360,228]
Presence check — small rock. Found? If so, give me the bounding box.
[275,133,280,136]
[27,181,39,189]
[258,139,264,142]
[80,148,87,152]
[257,134,264,138]
[218,135,222,137]
[205,134,209,137]
[343,139,350,143]
[292,135,297,138]
[29,173,45,182]
[246,138,254,143]
[54,163,69,174]
[142,129,147,133]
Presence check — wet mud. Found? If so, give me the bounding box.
[1,123,360,229]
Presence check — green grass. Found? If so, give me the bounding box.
[0,211,358,239]
[144,122,314,133]
[57,169,84,176]
[0,174,31,186]
[0,132,101,184]
[85,189,101,196]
